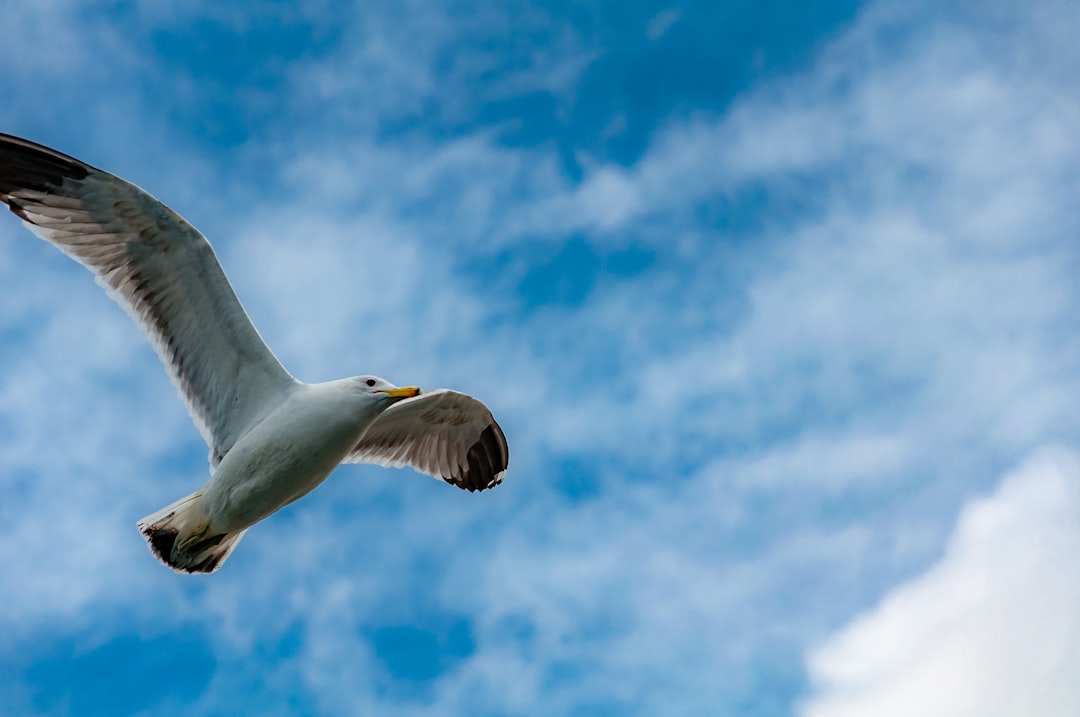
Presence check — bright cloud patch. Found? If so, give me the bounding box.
[801,449,1080,717]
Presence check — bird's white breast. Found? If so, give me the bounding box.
[199,381,384,532]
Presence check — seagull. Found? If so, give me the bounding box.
[0,133,509,574]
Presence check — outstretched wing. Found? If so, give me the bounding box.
[0,133,298,467]
[345,389,509,492]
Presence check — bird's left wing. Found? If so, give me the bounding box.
[0,133,298,468]
[344,389,509,492]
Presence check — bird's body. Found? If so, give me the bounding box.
[0,133,509,574]
[201,379,394,534]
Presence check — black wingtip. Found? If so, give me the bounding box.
[458,423,509,492]
[0,133,93,198]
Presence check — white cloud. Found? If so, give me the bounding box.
[800,448,1080,717]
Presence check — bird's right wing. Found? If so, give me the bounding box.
[0,133,298,467]
[345,389,509,492]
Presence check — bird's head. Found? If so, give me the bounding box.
[353,375,422,404]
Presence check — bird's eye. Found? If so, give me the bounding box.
[365,378,377,387]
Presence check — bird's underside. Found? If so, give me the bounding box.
[0,132,509,574]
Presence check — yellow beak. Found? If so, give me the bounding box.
[377,386,422,398]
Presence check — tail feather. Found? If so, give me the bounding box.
[137,490,246,574]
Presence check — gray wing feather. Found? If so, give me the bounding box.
[345,389,509,492]
[0,134,297,467]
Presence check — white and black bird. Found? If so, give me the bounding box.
[0,134,509,574]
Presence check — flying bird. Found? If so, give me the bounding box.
[0,133,509,574]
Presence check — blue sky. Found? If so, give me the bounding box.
[1,1,1079,715]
